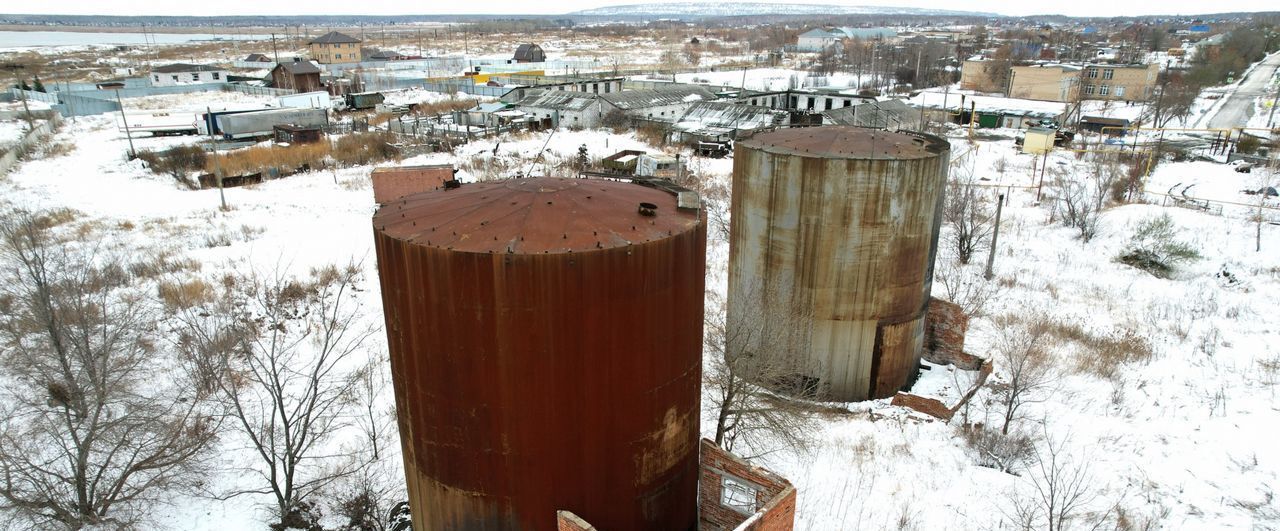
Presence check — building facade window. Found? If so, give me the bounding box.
[154,75,159,82]
[336,54,342,59]
[1085,84,1096,95]
[1115,86,1126,98]
[191,73,200,81]
[1099,85,1110,96]
[1103,68,1114,80]
[721,476,759,515]
[212,72,220,80]
[171,75,179,82]
[1087,67,1098,78]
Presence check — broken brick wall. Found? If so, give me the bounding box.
[925,297,974,369]
[699,439,796,531]
[555,511,597,531]
[371,165,455,204]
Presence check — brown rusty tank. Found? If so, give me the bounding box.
[372,177,705,531]
[727,126,949,402]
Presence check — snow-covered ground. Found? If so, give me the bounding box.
[2,91,1279,530]
[0,119,28,147]
[119,91,280,112]
[662,68,881,92]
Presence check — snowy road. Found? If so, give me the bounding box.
[1206,51,1280,129]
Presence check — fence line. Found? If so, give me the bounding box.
[0,115,61,176]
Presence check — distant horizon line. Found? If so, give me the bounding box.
[0,8,1271,19]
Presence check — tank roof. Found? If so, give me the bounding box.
[739,126,949,160]
[374,177,701,254]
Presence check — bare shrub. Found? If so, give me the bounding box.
[601,109,630,132]
[635,123,668,146]
[962,424,1035,474]
[989,314,1056,436]
[173,262,376,529]
[0,211,216,529]
[933,259,1001,318]
[137,144,207,190]
[1049,170,1101,242]
[331,132,401,166]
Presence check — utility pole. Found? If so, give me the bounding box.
[914,47,923,88]
[206,106,227,211]
[984,193,1004,280]
[1268,73,1279,128]
[1036,149,1049,202]
[968,100,976,142]
[271,33,279,64]
[115,90,135,159]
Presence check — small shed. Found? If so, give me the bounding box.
[371,165,457,204]
[245,53,273,62]
[1021,127,1056,154]
[513,43,546,63]
[274,124,324,144]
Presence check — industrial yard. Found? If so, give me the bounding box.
[1,5,1279,531]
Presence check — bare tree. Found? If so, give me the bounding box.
[175,262,375,529]
[704,286,817,457]
[1010,433,1100,531]
[989,314,1056,436]
[0,211,216,529]
[1250,162,1278,253]
[944,171,995,265]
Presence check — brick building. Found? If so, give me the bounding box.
[1005,62,1159,102]
[308,31,362,64]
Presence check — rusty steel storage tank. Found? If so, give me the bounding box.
[372,177,705,531]
[727,126,949,402]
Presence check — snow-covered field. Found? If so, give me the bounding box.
[2,87,1279,531]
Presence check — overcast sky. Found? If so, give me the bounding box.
[10,0,1275,19]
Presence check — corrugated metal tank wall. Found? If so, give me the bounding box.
[372,178,705,531]
[727,126,949,402]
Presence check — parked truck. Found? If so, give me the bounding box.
[115,112,198,136]
[636,154,683,179]
[602,149,645,174]
[213,108,328,140]
[344,91,385,110]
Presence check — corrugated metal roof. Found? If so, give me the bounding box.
[671,101,784,136]
[276,61,321,75]
[152,63,224,73]
[822,99,918,129]
[600,87,715,110]
[516,90,599,111]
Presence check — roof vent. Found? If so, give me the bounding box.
[638,202,658,216]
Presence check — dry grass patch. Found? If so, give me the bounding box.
[206,132,401,177]
[1043,319,1154,380]
[158,278,216,311]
